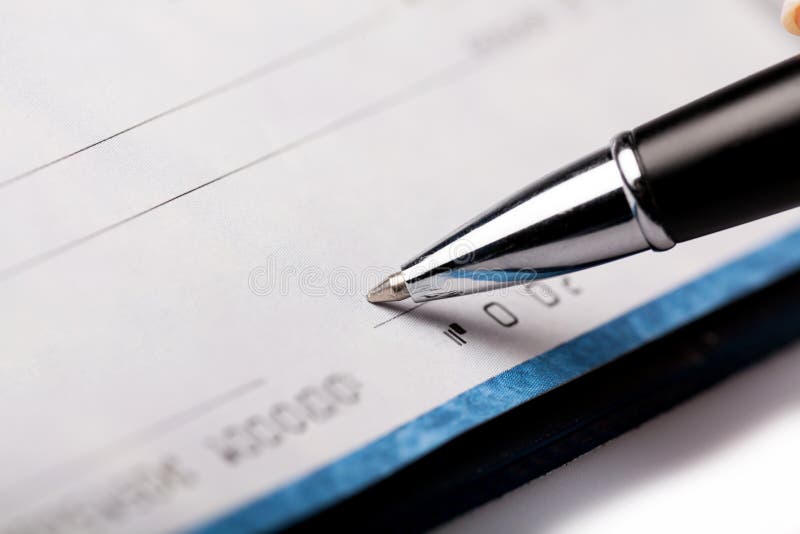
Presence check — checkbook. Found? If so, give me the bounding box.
[2,1,799,533]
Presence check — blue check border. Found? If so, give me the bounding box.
[192,228,800,534]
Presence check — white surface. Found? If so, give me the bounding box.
[0,1,798,533]
[440,339,800,534]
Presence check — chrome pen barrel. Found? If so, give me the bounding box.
[399,136,663,302]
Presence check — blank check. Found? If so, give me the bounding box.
[1,1,798,533]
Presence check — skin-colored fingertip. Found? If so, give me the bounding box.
[782,0,800,35]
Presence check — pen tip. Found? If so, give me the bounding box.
[367,272,410,303]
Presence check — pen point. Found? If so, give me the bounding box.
[367,272,410,303]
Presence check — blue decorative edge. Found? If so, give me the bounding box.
[192,228,800,534]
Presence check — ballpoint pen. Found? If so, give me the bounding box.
[367,55,800,304]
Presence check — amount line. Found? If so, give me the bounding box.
[373,303,425,328]
[0,59,478,282]
[0,8,390,190]
[0,378,267,512]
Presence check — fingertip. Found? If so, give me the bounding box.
[782,0,800,35]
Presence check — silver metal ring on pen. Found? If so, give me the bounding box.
[612,132,676,252]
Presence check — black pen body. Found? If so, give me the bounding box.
[377,55,800,303]
[632,54,800,242]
